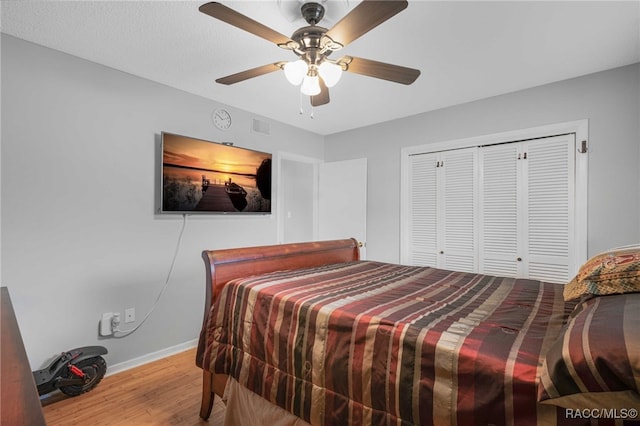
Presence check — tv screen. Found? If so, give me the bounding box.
[160,132,271,214]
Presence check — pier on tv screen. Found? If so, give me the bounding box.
[161,132,271,214]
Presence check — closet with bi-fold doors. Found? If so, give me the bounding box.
[401,122,588,284]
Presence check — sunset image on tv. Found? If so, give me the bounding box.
[161,133,271,213]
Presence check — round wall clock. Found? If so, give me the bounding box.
[212,108,232,130]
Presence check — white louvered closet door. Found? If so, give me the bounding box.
[479,143,521,277]
[440,148,478,272]
[407,148,477,270]
[408,153,438,266]
[524,134,575,283]
[479,134,575,283]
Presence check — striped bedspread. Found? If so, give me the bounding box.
[203,261,577,425]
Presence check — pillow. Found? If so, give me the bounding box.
[564,245,640,302]
[537,293,640,409]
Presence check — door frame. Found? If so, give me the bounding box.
[275,151,321,244]
[400,119,589,273]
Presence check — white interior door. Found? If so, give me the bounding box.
[318,158,367,259]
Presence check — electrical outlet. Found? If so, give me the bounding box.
[100,312,113,336]
[111,312,121,334]
[125,307,135,323]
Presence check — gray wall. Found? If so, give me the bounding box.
[325,63,640,263]
[0,35,324,369]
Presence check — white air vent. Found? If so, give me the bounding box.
[252,118,270,135]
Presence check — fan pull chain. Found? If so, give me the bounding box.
[299,90,304,115]
[297,91,315,119]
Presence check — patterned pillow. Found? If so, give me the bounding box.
[563,246,640,302]
[538,293,640,409]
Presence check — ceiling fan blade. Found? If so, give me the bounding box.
[200,2,294,48]
[311,79,330,107]
[324,0,408,48]
[339,56,420,85]
[216,63,281,85]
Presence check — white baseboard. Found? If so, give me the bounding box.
[105,338,198,377]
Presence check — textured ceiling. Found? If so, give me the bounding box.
[2,1,639,135]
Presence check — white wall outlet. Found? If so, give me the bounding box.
[112,312,121,332]
[100,312,113,336]
[125,307,135,323]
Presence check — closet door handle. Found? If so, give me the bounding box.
[517,257,522,262]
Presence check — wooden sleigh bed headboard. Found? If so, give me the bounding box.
[201,238,360,309]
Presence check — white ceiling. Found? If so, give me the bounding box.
[1,1,639,136]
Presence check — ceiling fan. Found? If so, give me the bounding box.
[199,0,421,107]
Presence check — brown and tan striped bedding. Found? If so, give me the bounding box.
[202,260,601,425]
[538,292,640,411]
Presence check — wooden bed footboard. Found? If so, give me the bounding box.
[196,238,360,420]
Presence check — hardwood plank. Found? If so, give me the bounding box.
[41,348,225,425]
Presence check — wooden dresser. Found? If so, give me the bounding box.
[1,287,47,425]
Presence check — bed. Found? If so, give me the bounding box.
[195,239,640,425]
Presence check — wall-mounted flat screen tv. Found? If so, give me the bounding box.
[160,132,271,214]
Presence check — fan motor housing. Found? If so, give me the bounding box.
[291,26,331,63]
[301,2,325,25]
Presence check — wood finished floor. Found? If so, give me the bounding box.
[41,348,225,425]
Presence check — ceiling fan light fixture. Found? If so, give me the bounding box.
[301,73,321,96]
[284,59,308,85]
[318,61,342,87]
[201,0,420,108]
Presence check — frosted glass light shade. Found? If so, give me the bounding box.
[300,74,321,96]
[283,60,307,85]
[318,62,342,87]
